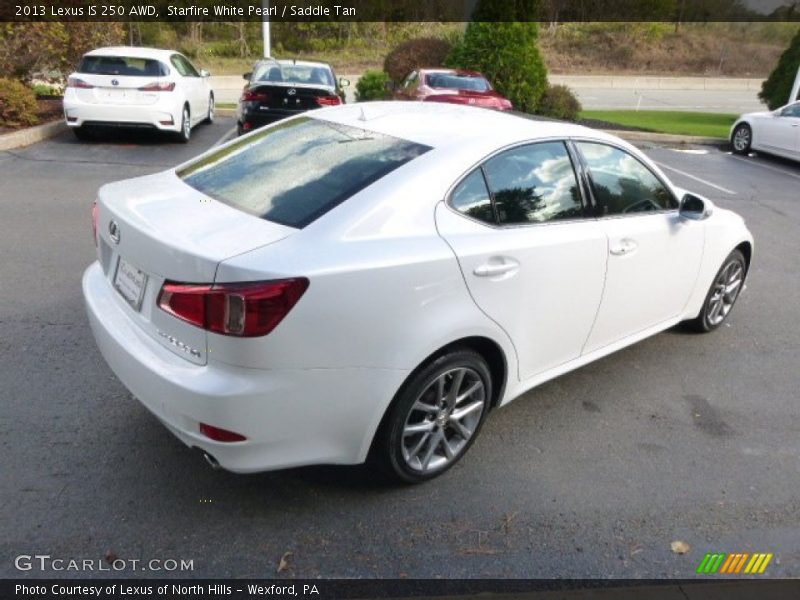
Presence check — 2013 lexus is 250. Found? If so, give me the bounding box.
[83,103,753,482]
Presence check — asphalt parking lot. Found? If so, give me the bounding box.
[1,117,799,579]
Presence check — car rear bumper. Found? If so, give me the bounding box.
[82,261,408,473]
[64,96,181,131]
[238,106,319,131]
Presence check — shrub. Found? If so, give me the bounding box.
[759,27,800,110]
[537,84,582,121]
[447,21,548,114]
[0,78,39,128]
[355,70,391,102]
[383,37,453,84]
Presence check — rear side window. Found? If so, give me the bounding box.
[576,142,677,215]
[78,56,168,77]
[482,142,584,225]
[451,169,495,224]
[178,118,431,228]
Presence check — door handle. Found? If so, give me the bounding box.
[473,261,519,278]
[609,238,638,256]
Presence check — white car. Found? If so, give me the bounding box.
[730,101,800,160]
[83,103,753,483]
[63,46,214,142]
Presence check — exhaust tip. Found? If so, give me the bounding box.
[193,447,221,470]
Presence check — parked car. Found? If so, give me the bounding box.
[394,68,513,111]
[63,46,214,142]
[83,102,752,483]
[237,59,349,135]
[730,101,800,161]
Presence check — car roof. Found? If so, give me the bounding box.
[420,68,485,78]
[311,102,614,152]
[83,46,177,60]
[257,59,332,69]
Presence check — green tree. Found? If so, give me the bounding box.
[759,27,800,110]
[447,1,548,113]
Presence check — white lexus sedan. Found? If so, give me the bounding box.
[730,101,800,161]
[64,46,214,142]
[83,103,753,483]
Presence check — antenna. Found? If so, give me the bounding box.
[358,106,367,121]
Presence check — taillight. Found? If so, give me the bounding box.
[157,279,309,337]
[241,90,270,102]
[138,81,176,92]
[91,201,98,246]
[316,95,342,106]
[67,77,94,89]
[199,423,246,443]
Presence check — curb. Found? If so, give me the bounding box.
[604,129,725,146]
[0,120,68,151]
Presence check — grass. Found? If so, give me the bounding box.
[580,110,739,138]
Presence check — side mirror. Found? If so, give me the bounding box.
[199,69,210,78]
[679,193,712,221]
[339,78,350,88]
[243,72,252,81]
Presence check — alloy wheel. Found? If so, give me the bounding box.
[733,126,750,152]
[706,259,744,326]
[401,367,486,473]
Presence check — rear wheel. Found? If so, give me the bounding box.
[373,348,492,483]
[176,106,191,143]
[731,123,752,155]
[686,249,747,332]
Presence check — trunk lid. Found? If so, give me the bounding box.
[244,82,336,111]
[96,170,295,364]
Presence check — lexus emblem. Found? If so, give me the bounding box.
[111,79,119,86]
[287,88,296,96]
[108,220,120,244]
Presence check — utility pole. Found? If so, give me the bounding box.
[791,65,800,104]
[262,0,271,58]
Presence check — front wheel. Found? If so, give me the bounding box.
[686,249,747,332]
[204,94,214,124]
[731,123,752,155]
[373,348,492,483]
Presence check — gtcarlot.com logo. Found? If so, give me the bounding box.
[14,554,194,572]
[697,552,773,575]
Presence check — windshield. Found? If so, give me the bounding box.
[78,56,168,77]
[178,118,431,228]
[253,63,335,87]
[426,73,491,92]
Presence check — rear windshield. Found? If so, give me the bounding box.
[253,63,335,87]
[177,118,431,228]
[78,56,169,77]
[426,73,491,92]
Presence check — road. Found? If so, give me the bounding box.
[210,74,767,113]
[1,119,799,579]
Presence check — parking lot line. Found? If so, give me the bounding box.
[728,154,800,182]
[654,161,737,195]
[211,126,237,148]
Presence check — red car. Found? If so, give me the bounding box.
[394,68,513,111]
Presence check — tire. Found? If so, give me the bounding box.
[372,348,492,483]
[236,122,244,137]
[731,123,752,155]
[686,249,747,333]
[72,127,92,141]
[203,94,214,124]
[176,106,191,143]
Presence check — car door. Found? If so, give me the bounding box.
[435,140,608,381]
[171,54,204,121]
[574,141,705,354]
[757,103,800,156]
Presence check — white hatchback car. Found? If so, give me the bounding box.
[730,101,800,161]
[83,103,753,482]
[64,46,214,142]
